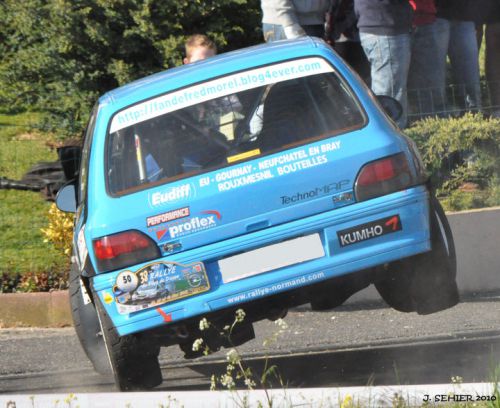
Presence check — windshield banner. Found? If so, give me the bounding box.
[110,57,333,133]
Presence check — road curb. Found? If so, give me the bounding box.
[0,291,71,328]
[1,207,499,328]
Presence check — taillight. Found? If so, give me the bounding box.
[93,230,160,272]
[355,153,413,202]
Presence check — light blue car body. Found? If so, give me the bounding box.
[76,37,431,336]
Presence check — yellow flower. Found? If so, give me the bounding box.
[340,394,353,408]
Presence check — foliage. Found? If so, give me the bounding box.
[406,113,500,211]
[40,203,74,256]
[194,309,287,407]
[0,0,262,138]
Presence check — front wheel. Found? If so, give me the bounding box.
[375,194,459,315]
[93,286,163,391]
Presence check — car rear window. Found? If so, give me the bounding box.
[106,57,365,195]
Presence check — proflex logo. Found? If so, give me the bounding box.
[148,184,194,208]
[156,210,221,241]
[337,215,402,247]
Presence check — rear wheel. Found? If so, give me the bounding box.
[375,194,459,315]
[93,287,163,391]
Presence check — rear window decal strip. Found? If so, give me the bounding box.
[110,58,333,133]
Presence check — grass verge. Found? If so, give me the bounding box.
[0,113,68,288]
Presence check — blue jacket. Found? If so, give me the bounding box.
[354,0,413,35]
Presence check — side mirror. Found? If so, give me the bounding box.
[376,95,403,122]
[56,183,77,213]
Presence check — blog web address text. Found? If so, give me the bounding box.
[226,271,326,305]
[110,58,332,133]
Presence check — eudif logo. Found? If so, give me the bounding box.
[148,184,194,208]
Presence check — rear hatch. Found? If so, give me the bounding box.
[103,57,397,256]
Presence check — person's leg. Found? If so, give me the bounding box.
[448,21,482,111]
[262,23,287,42]
[335,40,371,85]
[485,22,500,116]
[408,19,449,118]
[360,32,411,127]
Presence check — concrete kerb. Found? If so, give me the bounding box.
[1,207,499,328]
[0,291,72,328]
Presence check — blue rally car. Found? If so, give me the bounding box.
[56,37,459,390]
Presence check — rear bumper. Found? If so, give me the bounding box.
[93,185,431,336]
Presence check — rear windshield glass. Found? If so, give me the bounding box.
[106,57,365,195]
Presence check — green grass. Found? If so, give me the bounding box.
[0,113,67,278]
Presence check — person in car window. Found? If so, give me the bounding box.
[183,34,217,64]
[183,35,242,138]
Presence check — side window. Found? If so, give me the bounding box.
[79,104,98,205]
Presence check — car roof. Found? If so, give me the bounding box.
[99,37,331,110]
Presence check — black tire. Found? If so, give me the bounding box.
[69,262,111,375]
[310,291,352,311]
[412,194,459,314]
[310,282,360,311]
[375,194,459,315]
[93,286,163,391]
[310,271,372,311]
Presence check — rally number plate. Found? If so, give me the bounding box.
[113,261,209,315]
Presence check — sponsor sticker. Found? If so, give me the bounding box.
[77,226,88,269]
[146,206,190,227]
[148,184,194,208]
[113,261,210,315]
[227,149,261,163]
[280,180,350,205]
[337,215,402,247]
[110,57,333,134]
[154,210,221,241]
[103,291,114,304]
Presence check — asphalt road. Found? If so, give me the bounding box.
[1,292,499,393]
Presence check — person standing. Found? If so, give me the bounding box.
[260,0,332,42]
[325,0,371,84]
[486,21,500,117]
[354,0,414,128]
[407,0,448,119]
[475,0,500,117]
[435,0,482,112]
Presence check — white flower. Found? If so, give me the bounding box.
[244,378,256,388]
[235,309,246,322]
[226,348,240,364]
[199,317,209,331]
[220,374,235,389]
[210,374,217,391]
[275,318,288,330]
[192,338,204,351]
